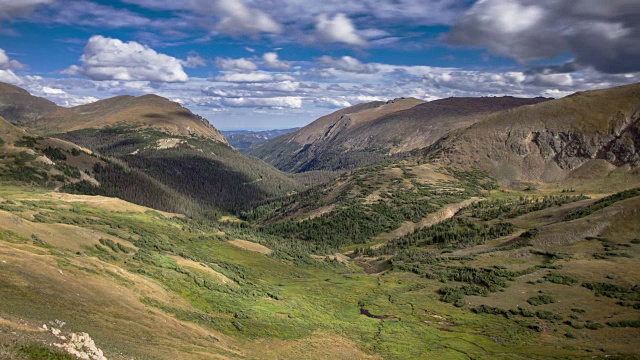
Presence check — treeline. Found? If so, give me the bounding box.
[365,218,515,256]
[470,194,589,221]
[564,188,640,221]
[262,203,404,251]
[63,161,220,219]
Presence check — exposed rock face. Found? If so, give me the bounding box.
[424,82,640,184]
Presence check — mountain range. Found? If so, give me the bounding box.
[250,95,551,172]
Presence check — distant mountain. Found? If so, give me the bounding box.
[0,83,227,143]
[0,82,79,133]
[424,82,640,187]
[250,96,550,172]
[0,83,301,216]
[222,128,299,152]
[70,95,228,143]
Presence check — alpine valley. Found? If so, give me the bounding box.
[1,81,639,360]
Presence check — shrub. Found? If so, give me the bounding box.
[544,273,577,286]
[582,282,640,301]
[527,295,556,306]
[607,320,640,328]
[536,310,562,321]
[584,322,604,330]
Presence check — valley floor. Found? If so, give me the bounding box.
[0,183,639,359]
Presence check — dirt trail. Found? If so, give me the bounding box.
[372,197,481,249]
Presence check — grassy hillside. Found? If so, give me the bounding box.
[68,95,228,143]
[0,83,80,134]
[0,115,102,187]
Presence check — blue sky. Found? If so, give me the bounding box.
[0,0,638,130]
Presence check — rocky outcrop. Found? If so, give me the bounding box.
[43,320,107,360]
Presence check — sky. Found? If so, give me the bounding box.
[0,0,638,130]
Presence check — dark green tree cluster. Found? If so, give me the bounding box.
[469,194,589,221]
[564,188,640,221]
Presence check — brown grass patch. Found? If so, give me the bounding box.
[228,239,272,255]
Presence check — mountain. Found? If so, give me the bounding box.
[0,82,79,133]
[250,96,550,172]
[0,83,301,216]
[424,82,640,187]
[70,95,228,143]
[222,128,299,152]
[0,83,227,143]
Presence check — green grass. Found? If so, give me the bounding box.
[20,345,74,360]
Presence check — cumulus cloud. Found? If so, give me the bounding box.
[181,54,207,68]
[318,56,377,73]
[262,52,291,70]
[64,35,189,82]
[216,0,283,35]
[446,0,640,73]
[314,13,367,46]
[216,57,258,72]
[0,70,21,84]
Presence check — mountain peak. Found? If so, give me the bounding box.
[0,82,227,144]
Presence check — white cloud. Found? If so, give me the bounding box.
[216,57,258,72]
[0,48,24,70]
[41,86,65,95]
[318,56,377,73]
[314,13,367,46]
[262,52,291,70]
[64,35,189,82]
[215,72,295,83]
[180,54,207,68]
[221,96,302,108]
[216,0,283,35]
[315,97,352,108]
[0,70,21,84]
[526,73,574,87]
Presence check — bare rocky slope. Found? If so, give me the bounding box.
[251,96,550,172]
[424,82,640,187]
